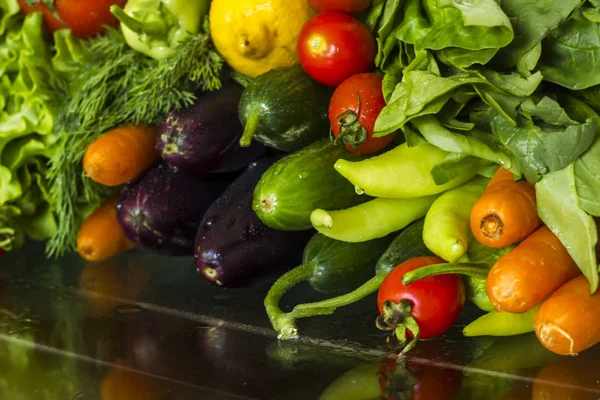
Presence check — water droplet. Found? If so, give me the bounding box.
[355,187,365,195]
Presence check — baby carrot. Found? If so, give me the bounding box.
[83,125,159,187]
[486,225,580,314]
[470,167,541,248]
[77,196,134,262]
[534,274,600,356]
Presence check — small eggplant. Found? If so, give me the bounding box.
[117,162,233,256]
[195,157,312,288]
[157,82,266,174]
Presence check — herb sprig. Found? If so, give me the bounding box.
[46,22,223,258]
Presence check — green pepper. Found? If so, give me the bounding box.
[334,143,479,198]
[423,176,489,262]
[110,0,209,60]
[310,195,438,243]
[463,305,540,337]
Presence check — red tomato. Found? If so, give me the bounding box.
[377,256,465,341]
[298,11,376,87]
[17,0,126,39]
[308,0,371,14]
[329,73,396,155]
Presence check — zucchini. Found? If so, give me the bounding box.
[264,232,395,339]
[238,65,332,152]
[253,139,369,231]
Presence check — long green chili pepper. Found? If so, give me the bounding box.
[463,305,540,337]
[423,176,489,262]
[311,195,438,243]
[334,142,479,198]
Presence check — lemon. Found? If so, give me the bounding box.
[209,0,315,77]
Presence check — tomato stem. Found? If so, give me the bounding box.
[331,92,367,150]
[376,299,421,354]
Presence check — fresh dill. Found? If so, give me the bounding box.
[46,22,224,258]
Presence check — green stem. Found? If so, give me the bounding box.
[240,109,261,147]
[110,5,167,37]
[292,275,385,319]
[264,263,313,339]
[402,263,489,286]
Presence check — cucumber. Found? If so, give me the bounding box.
[238,65,333,152]
[375,219,434,275]
[253,139,369,231]
[304,233,395,295]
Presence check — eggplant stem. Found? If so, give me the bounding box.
[240,109,261,147]
[401,263,489,286]
[264,263,313,339]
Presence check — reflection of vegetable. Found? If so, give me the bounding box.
[334,143,479,198]
[298,11,376,87]
[423,176,488,262]
[253,139,368,231]
[470,167,540,248]
[487,225,580,313]
[100,360,164,400]
[110,0,208,59]
[290,219,433,323]
[377,256,465,352]
[117,163,232,255]
[264,232,394,339]
[535,274,600,356]
[77,195,134,262]
[463,305,540,337]
[157,82,265,174]
[83,125,159,187]
[311,195,437,243]
[47,21,223,258]
[238,65,332,152]
[329,73,396,155]
[195,157,312,288]
[18,0,126,38]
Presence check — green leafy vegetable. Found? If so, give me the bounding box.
[575,137,600,217]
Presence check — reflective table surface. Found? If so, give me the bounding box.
[1,243,600,399]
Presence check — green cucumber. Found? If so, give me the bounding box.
[264,233,395,338]
[253,139,369,231]
[238,65,332,152]
[375,219,434,275]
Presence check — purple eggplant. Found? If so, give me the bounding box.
[117,162,234,256]
[156,82,266,174]
[195,157,312,288]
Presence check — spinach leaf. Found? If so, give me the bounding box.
[536,164,599,293]
[411,115,519,174]
[437,47,498,69]
[430,152,484,185]
[491,96,598,182]
[575,137,600,216]
[493,0,581,68]
[539,9,600,90]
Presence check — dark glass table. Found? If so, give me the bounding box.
[1,242,599,399]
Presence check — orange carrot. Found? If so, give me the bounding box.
[470,167,541,248]
[486,225,580,314]
[534,274,600,356]
[83,125,158,187]
[77,196,134,262]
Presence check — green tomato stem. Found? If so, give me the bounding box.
[264,263,313,340]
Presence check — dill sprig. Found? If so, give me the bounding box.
[46,22,224,258]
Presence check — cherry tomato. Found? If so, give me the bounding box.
[329,73,396,155]
[377,256,465,344]
[18,0,126,39]
[308,0,371,14]
[298,11,376,87]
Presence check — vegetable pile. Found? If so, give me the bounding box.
[1,0,599,358]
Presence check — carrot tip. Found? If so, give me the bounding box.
[537,322,578,356]
[480,214,503,239]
